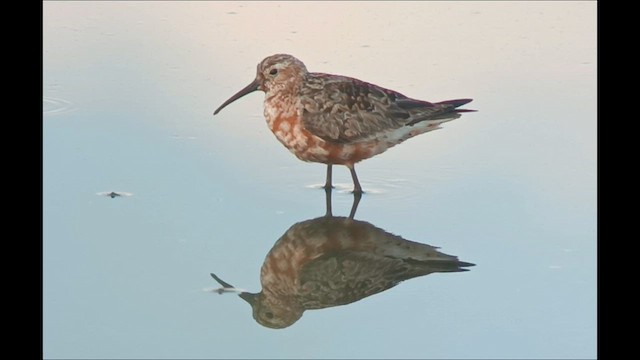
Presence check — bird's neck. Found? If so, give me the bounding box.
[264,84,302,124]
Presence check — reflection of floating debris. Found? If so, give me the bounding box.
[96,191,133,199]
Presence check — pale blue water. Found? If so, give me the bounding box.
[43,2,596,359]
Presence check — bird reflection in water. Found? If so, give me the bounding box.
[210,190,474,329]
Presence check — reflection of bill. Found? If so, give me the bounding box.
[204,279,247,295]
[210,191,474,329]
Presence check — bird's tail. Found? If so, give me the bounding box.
[404,98,475,125]
[403,257,475,274]
[376,235,475,273]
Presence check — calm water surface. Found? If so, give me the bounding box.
[43,2,596,359]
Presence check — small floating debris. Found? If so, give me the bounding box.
[96,191,133,199]
[204,287,246,295]
[208,273,246,295]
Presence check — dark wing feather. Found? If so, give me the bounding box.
[297,250,473,309]
[299,73,472,143]
[297,251,409,309]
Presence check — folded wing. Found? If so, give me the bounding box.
[300,73,473,143]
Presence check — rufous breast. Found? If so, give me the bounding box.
[264,100,381,166]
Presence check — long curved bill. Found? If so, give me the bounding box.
[239,292,257,306]
[210,273,256,306]
[213,78,261,115]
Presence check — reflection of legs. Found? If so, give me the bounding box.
[324,186,333,217]
[347,164,363,194]
[323,164,333,189]
[348,191,362,220]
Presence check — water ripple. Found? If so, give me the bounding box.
[43,96,75,116]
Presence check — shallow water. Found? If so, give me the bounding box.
[43,2,596,359]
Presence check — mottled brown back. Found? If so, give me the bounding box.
[300,73,469,143]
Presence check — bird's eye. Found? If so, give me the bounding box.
[265,312,274,319]
[269,68,278,76]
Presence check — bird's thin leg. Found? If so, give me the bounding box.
[347,164,363,194]
[324,186,333,217]
[348,191,362,219]
[323,164,333,189]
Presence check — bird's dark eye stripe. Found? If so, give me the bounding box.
[269,68,278,75]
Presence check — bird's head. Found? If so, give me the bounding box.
[213,54,308,115]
